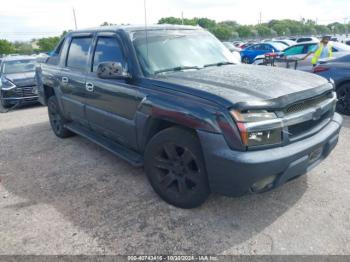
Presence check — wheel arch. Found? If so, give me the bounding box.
[143,117,199,149]
[43,84,56,103]
[135,96,221,152]
[335,79,350,90]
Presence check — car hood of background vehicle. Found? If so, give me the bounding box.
[154,64,331,110]
[4,71,36,87]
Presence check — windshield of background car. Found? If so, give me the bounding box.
[269,42,287,51]
[131,29,236,75]
[2,59,36,74]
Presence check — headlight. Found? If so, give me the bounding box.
[231,110,277,122]
[1,77,16,90]
[231,110,282,148]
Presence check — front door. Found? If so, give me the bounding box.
[85,34,139,149]
[60,36,93,126]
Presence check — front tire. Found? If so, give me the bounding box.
[336,83,350,115]
[48,96,74,138]
[1,100,11,108]
[144,127,210,208]
[242,56,250,64]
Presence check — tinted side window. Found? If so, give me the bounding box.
[264,44,274,51]
[53,38,65,56]
[66,37,92,70]
[284,45,304,55]
[307,44,318,53]
[92,37,124,72]
[252,45,261,50]
[47,38,66,65]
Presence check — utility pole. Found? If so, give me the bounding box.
[72,8,78,30]
[259,12,262,24]
[344,17,348,36]
[181,11,184,25]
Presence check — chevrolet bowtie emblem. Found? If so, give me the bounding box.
[313,107,323,120]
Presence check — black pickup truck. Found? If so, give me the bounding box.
[36,25,342,208]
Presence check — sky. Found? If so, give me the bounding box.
[0,0,349,41]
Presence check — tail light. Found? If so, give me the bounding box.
[265,52,277,58]
[312,66,329,73]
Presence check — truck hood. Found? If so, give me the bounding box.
[3,71,36,87]
[153,64,332,110]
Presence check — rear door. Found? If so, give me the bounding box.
[60,34,93,126]
[84,32,139,149]
[297,44,318,71]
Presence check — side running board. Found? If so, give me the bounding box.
[65,123,144,167]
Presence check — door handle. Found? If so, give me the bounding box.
[85,82,94,92]
[62,77,69,83]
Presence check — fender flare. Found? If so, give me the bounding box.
[135,95,222,151]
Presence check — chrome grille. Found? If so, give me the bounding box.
[15,86,37,97]
[286,93,331,114]
[288,110,332,139]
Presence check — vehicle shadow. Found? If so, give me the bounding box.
[0,121,308,254]
[0,102,43,114]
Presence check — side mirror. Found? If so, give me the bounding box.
[97,62,130,79]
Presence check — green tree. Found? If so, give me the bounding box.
[219,20,239,30]
[211,24,233,40]
[236,25,253,38]
[60,30,71,38]
[13,41,33,55]
[158,17,184,25]
[37,36,60,52]
[195,17,216,29]
[157,16,348,40]
[270,29,278,37]
[231,31,239,39]
[328,22,346,34]
[0,39,15,55]
[315,25,331,35]
[255,24,272,37]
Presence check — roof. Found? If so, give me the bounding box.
[2,55,36,62]
[69,24,202,35]
[293,41,319,46]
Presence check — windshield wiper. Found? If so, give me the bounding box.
[154,66,202,75]
[203,61,235,68]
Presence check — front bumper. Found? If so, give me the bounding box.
[198,113,343,196]
[1,86,39,105]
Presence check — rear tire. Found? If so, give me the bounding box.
[336,83,350,115]
[144,127,210,208]
[242,56,250,64]
[48,96,74,138]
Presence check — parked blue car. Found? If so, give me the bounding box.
[240,42,287,64]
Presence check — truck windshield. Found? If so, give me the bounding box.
[132,30,237,75]
[2,59,36,74]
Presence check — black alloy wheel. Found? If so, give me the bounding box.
[145,127,210,208]
[336,84,350,115]
[48,96,74,138]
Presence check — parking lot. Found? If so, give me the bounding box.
[0,105,349,255]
